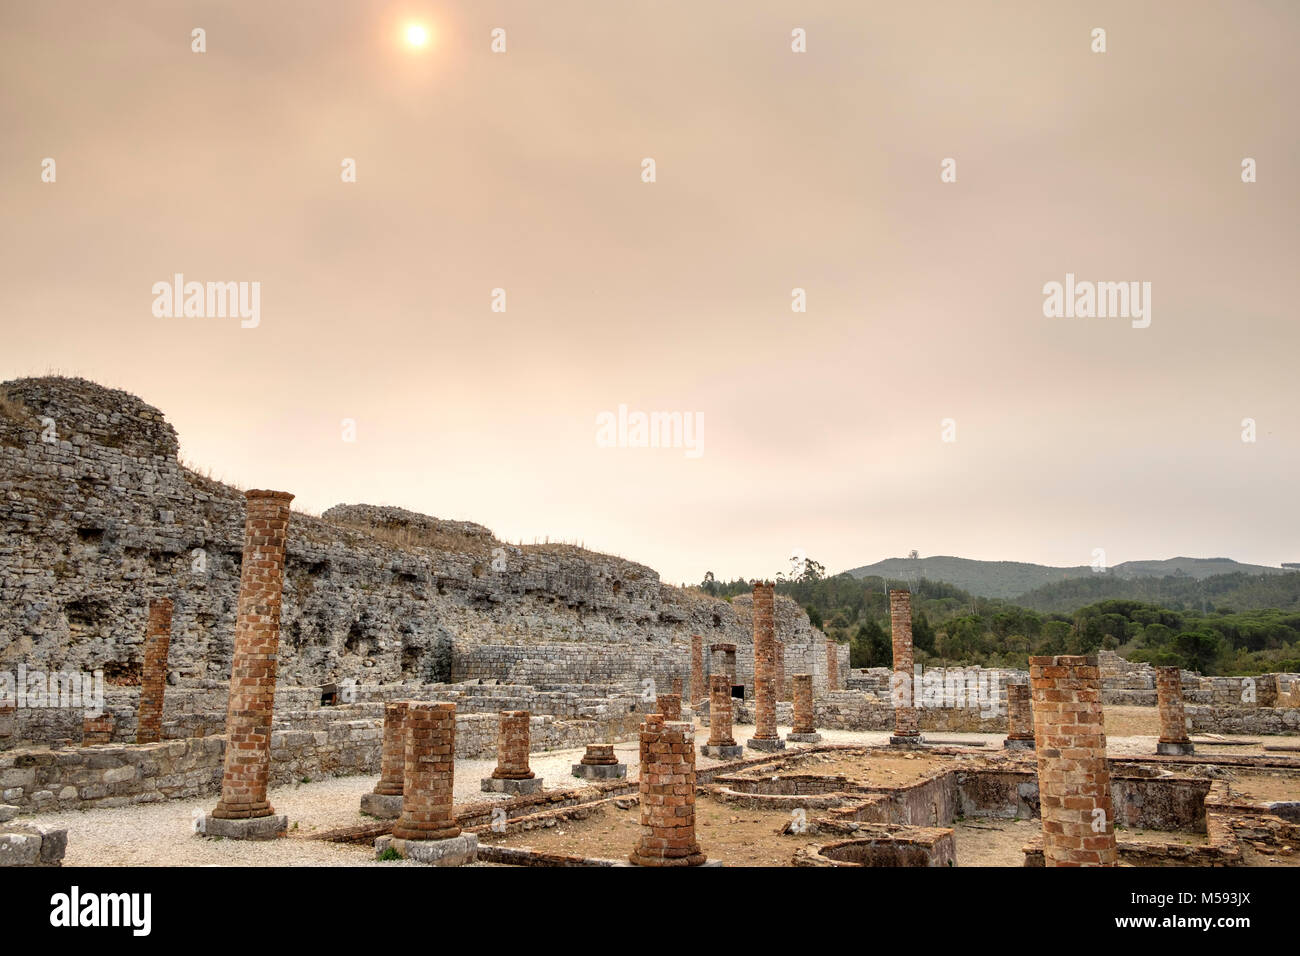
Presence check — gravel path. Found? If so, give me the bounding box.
[18,720,1273,866]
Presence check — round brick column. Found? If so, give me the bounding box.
[826,639,839,691]
[889,589,920,741]
[1156,666,1194,755]
[374,701,410,796]
[775,641,787,701]
[391,701,461,842]
[212,489,293,820]
[1004,682,1035,748]
[1029,655,1117,866]
[491,710,535,780]
[792,674,815,734]
[707,674,736,747]
[690,635,706,705]
[656,693,682,722]
[629,715,706,867]
[136,597,173,744]
[751,581,779,741]
[580,743,619,766]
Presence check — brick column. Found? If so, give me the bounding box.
[775,641,787,701]
[136,597,173,744]
[690,634,705,705]
[209,489,293,837]
[483,710,544,793]
[747,581,784,750]
[889,589,921,745]
[710,643,737,688]
[1029,655,1116,867]
[656,693,682,721]
[82,714,114,745]
[628,715,706,867]
[826,639,839,691]
[572,742,627,779]
[702,674,741,757]
[1155,666,1194,755]
[392,702,460,841]
[1003,681,1035,749]
[361,700,408,817]
[0,702,14,740]
[671,676,683,699]
[379,701,477,864]
[788,673,821,742]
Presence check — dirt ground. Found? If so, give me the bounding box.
[1223,771,1300,803]
[751,749,947,788]
[480,795,812,866]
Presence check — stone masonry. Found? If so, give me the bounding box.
[690,634,705,705]
[747,582,784,751]
[206,489,293,840]
[702,673,741,758]
[136,597,173,745]
[1156,666,1194,756]
[1004,681,1035,750]
[81,714,113,745]
[361,700,408,818]
[482,710,543,794]
[1029,654,1116,867]
[787,673,821,743]
[628,715,706,867]
[889,589,922,746]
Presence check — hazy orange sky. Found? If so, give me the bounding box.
[2,1,1298,585]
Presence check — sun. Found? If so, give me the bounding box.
[405,24,429,47]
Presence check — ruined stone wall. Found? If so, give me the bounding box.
[0,706,641,813]
[0,378,830,712]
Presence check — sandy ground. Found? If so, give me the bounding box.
[17,713,1294,866]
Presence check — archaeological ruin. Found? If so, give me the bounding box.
[0,377,1297,869]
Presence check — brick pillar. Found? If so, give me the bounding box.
[0,702,14,739]
[747,581,783,750]
[1029,655,1116,867]
[1004,682,1035,749]
[775,641,787,701]
[671,676,683,699]
[211,489,293,825]
[656,693,682,721]
[789,673,821,742]
[81,713,114,745]
[361,700,408,817]
[392,702,460,842]
[826,639,839,691]
[690,634,705,705]
[628,715,706,867]
[710,644,737,688]
[706,674,737,748]
[136,597,173,744]
[889,589,921,744]
[1155,666,1194,755]
[492,711,534,779]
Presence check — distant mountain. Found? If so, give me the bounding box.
[843,555,1286,600]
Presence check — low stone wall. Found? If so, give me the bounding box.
[814,691,1007,733]
[1186,705,1300,736]
[0,708,642,814]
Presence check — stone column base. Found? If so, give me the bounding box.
[360,793,403,818]
[746,736,786,752]
[481,776,545,795]
[1004,737,1036,750]
[700,744,744,759]
[787,732,823,743]
[571,763,626,780]
[889,735,926,748]
[1156,740,1195,756]
[376,833,478,866]
[198,813,288,840]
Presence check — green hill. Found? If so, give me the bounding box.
[844,555,1285,600]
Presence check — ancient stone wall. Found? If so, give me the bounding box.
[0,378,831,719]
